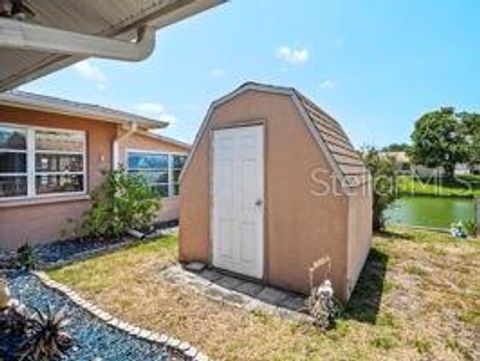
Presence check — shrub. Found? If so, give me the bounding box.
[85,169,161,239]
[361,148,399,231]
[463,219,477,237]
[14,243,38,271]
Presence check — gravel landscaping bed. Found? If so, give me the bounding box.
[1,272,183,361]
[0,221,179,270]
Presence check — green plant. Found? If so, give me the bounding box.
[370,334,398,350]
[85,168,161,239]
[462,219,477,237]
[20,305,72,361]
[361,147,399,231]
[412,337,432,354]
[409,107,467,179]
[14,243,38,271]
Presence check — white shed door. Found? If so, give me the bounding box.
[212,125,264,279]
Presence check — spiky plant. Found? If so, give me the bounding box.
[20,305,71,361]
[0,305,29,336]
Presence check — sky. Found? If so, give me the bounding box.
[20,0,480,148]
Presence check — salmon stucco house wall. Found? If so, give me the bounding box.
[179,83,372,302]
[0,91,189,250]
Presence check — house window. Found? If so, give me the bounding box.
[127,151,187,197]
[0,123,86,199]
[172,154,187,196]
[0,125,28,197]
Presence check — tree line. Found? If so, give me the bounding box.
[382,107,480,178]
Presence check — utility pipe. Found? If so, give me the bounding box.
[112,122,137,170]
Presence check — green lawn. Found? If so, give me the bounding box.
[48,229,480,361]
[397,174,480,197]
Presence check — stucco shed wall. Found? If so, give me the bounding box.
[346,182,373,299]
[180,90,351,299]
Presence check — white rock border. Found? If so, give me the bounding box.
[32,271,211,361]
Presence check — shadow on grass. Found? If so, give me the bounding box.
[343,248,389,324]
[376,229,414,241]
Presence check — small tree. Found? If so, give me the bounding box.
[362,148,398,231]
[85,168,161,239]
[381,143,410,152]
[409,107,467,179]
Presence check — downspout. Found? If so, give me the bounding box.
[112,122,137,169]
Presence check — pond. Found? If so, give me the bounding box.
[385,196,476,229]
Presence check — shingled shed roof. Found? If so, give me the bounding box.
[294,91,369,188]
[181,82,370,190]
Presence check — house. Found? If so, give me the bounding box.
[0,91,189,250]
[379,151,411,174]
[0,0,226,250]
[381,151,472,177]
[179,82,372,302]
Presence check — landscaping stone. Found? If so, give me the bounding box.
[216,275,243,289]
[184,347,198,358]
[1,271,209,361]
[280,295,307,312]
[1,272,172,360]
[184,262,206,273]
[235,281,264,297]
[0,225,178,272]
[194,353,209,361]
[256,287,289,305]
[177,342,190,352]
[203,284,227,302]
[222,290,250,307]
[199,269,223,282]
[159,265,311,323]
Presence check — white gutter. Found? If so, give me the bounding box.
[113,122,138,170]
[0,18,156,61]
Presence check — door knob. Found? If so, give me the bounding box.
[255,199,263,206]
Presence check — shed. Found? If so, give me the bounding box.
[179,82,372,302]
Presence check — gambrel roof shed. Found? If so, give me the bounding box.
[181,82,370,190]
[180,82,372,302]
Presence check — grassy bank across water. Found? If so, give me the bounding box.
[397,175,480,198]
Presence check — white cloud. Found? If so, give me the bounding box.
[320,80,335,89]
[72,60,107,90]
[276,46,309,64]
[136,102,165,115]
[209,68,227,78]
[135,102,177,124]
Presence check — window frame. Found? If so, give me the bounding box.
[126,149,187,198]
[0,122,88,201]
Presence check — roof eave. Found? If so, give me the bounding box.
[0,0,228,92]
[0,93,168,129]
[137,129,191,150]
